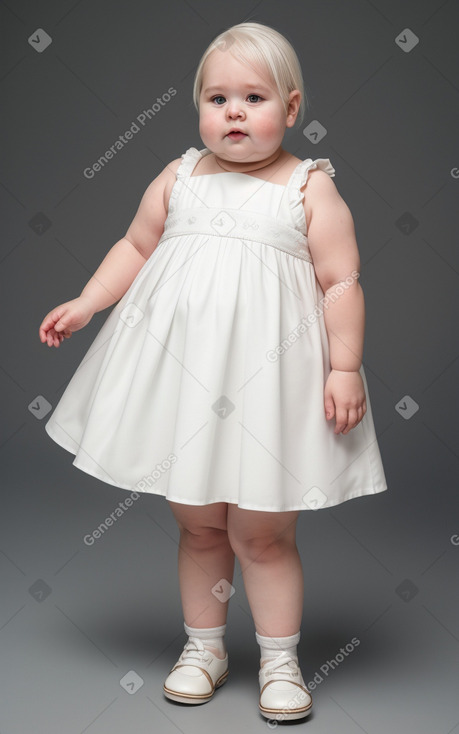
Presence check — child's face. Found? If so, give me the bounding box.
[199,49,294,163]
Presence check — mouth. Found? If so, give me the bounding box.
[226,130,247,139]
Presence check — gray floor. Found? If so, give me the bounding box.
[2,433,458,732]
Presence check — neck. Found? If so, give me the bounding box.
[214,147,285,174]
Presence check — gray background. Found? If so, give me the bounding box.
[2,0,459,732]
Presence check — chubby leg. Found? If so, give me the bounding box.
[226,505,303,637]
[167,500,235,652]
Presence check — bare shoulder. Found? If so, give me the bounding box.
[162,156,183,179]
[303,166,360,287]
[132,155,182,213]
[162,156,183,212]
[124,156,183,260]
[302,166,341,230]
[136,156,182,213]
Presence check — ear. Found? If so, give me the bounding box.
[286,89,301,127]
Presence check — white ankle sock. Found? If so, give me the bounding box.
[184,622,227,659]
[256,630,300,666]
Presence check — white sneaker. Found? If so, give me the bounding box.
[163,636,229,704]
[258,651,313,720]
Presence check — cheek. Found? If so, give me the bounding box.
[199,108,219,137]
[257,118,280,139]
[257,106,286,139]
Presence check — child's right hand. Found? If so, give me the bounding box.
[38,297,95,348]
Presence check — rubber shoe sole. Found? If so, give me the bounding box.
[163,667,229,704]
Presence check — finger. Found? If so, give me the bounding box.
[43,314,60,333]
[40,323,53,342]
[355,402,366,424]
[50,329,60,347]
[339,406,362,434]
[324,395,335,420]
[343,408,359,433]
[340,414,351,434]
[350,407,359,424]
[334,408,348,434]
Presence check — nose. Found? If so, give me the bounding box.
[226,98,245,119]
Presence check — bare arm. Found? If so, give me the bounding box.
[39,158,181,347]
[305,170,367,434]
[80,159,180,313]
[79,238,147,313]
[305,171,364,372]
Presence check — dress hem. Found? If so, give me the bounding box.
[45,424,388,513]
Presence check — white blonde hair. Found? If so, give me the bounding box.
[192,22,306,128]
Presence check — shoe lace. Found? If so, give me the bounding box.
[261,651,301,678]
[179,636,213,665]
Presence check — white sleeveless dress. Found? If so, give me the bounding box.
[45,146,388,512]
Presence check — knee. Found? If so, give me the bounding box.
[180,525,228,550]
[228,533,292,562]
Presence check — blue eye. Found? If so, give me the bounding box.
[210,94,263,104]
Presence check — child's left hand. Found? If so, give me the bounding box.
[324,369,367,435]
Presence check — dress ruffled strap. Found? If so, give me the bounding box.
[176,147,205,179]
[287,158,335,236]
[168,147,205,214]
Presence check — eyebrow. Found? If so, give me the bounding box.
[202,83,272,94]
